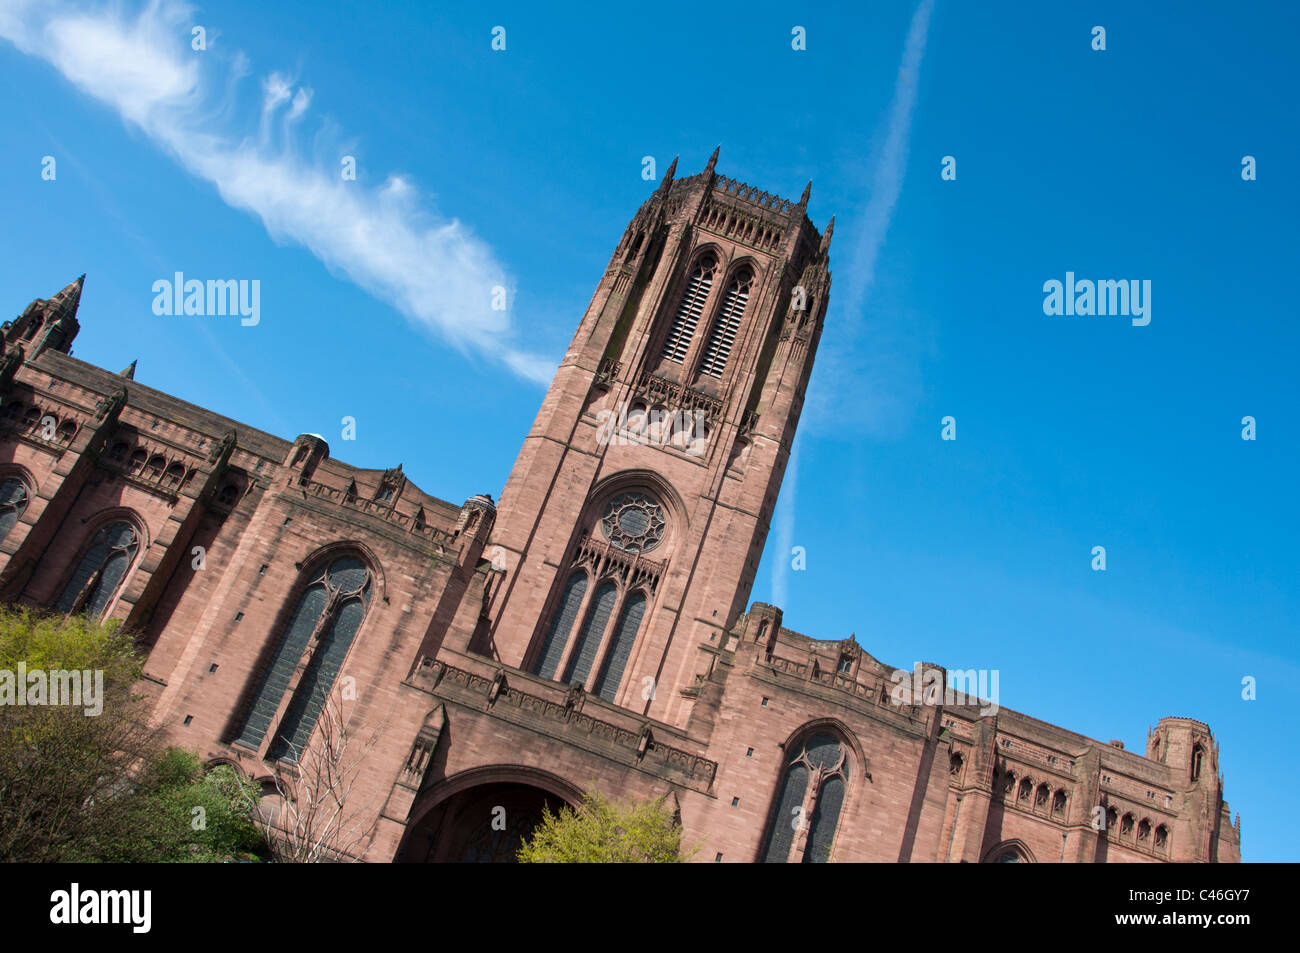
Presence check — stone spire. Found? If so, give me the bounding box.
[48,274,85,319]
[29,274,85,358]
[120,359,137,380]
[657,155,678,193]
[819,215,835,255]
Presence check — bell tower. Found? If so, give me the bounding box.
[480,149,832,729]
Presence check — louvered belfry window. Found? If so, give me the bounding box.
[660,255,716,363]
[236,555,370,759]
[699,270,752,377]
[761,732,850,863]
[54,521,140,619]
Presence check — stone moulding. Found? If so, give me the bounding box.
[298,476,461,551]
[406,655,718,790]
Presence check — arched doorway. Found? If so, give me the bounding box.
[398,767,582,863]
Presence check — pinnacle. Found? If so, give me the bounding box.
[49,274,85,316]
[658,155,679,191]
[120,359,137,380]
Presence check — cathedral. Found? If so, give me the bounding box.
[0,151,1240,862]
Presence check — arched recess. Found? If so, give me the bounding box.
[0,464,37,545]
[397,764,585,863]
[230,544,381,759]
[524,469,686,690]
[585,468,690,535]
[49,508,148,619]
[758,719,864,864]
[656,246,722,366]
[982,839,1037,863]
[693,255,767,379]
[295,539,388,603]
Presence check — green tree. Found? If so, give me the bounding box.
[0,606,267,862]
[517,790,691,863]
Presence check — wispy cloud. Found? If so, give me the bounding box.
[0,0,554,384]
[774,0,935,609]
[807,0,935,439]
[841,0,935,318]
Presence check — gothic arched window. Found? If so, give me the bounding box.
[0,478,31,544]
[563,582,618,689]
[236,554,371,760]
[593,590,646,702]
[760,732,851,863]
[660,255,715,364]
[54,521,140,619]
[983,840,1034,863]
[699,269,753,377]
[1052,789,1067,816]
[533,571,588,680]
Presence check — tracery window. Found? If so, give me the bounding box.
[532,491,665,703]
[0,478,30,544]
[53,521,140,619]
[660,255,715,363]
[760,732,850,863]
[593,591,646,702]
[562,582,617,689]
[600,492,664,554]
[699,269,752,377]
[533,571,588,680]
[983,841,1033,862]
[235,555,371,760]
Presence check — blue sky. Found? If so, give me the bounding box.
[1,1,1295,860]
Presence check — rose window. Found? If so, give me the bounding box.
[600,492,665,554]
